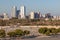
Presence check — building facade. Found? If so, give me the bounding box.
[30,12,40,19]
[34,12,40,19]
[29,12,34,19]
[3,13,9,20]
[19,6,26,19]
[11,6,17,18]
[16,10,20,18]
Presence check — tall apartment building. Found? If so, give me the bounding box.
[16,10,20,18]
[18,6,26,19]
[11,6,17,18]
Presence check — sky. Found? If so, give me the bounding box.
[0,0,60,16]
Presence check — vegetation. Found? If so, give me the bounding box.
[38,27,48,34]
[0,27,60,38]
[0,29,30,38]
[0,18,60,26]
[23,30,30,35]
[57,28,60,32]
[0,29,6,38]
[45,30,50,35]
[38,28,60,36]
[7,31,16,37]
[49,28,58,35]
[14,29,24,37]
[7,29,30,37]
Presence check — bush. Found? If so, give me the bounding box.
[49,28,58,35]
[7,31,16,37]
[15,29,24,37]
[45,30,50,36]
[57,28,60,32]
[24,30,30,35]
[7,29,30,37]
[38,28,60,36]
[38,28,48,34]
[0,29,6,38]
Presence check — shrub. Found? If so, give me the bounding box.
[49,28,57,35]
[7,31,16,37]
[24,30,30,35]
[38,28,60,36]
[0,29,6,38]
[38,28,48,34]
[15,29,24,37]
[45,30,50,36]
[7,29,30,37]
[57,28,60,32]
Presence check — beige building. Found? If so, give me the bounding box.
[11,6,17,18]
[29,12,34,19]
[52,16,60,20]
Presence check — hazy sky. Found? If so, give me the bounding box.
[0,0,60,16]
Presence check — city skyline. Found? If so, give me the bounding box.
[0,0,60,16]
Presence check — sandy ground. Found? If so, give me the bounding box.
[0,26,60,40]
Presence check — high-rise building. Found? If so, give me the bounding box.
[11,6,17,18]
[19,6,26,19]
[34,12,40,19]
[0,14,4,20]
[16,10,20,18]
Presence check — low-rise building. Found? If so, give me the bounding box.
[3,13,9,20]
[29,12,40,19]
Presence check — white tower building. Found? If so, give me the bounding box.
[19,6,26,19]
[11,6,17,18]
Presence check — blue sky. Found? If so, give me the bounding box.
[0,0,60,16]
